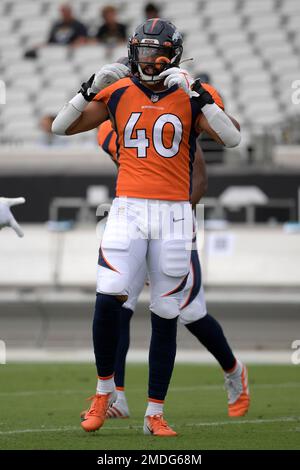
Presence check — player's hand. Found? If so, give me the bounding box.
[80,64,130,101]
[190,78,215,107]
[0,197,25,237]
[159,67,194,96]
[93,63,130,92]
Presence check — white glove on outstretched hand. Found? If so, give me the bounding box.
[0,197,25,237]
[91,63,130,94]
[159,67,194,96]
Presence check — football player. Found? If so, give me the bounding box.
[97,91,249,421]
[0,197,25,237]
[52,18,242,436]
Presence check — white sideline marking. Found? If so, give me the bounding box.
[186,417,300,428]
[1,382,300,397]
[0,417,299,436]
[6,349,293,364]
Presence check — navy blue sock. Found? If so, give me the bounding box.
[93,293,122,378]
[114,306,134,388]
[185,314,236,372]
[148,312,178,401]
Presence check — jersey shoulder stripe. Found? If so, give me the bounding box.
[202,83,225,110]
[94,77,133,104]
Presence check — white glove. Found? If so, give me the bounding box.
[0,197,25,237]
[159,67,194,96]
[91,63,130,94]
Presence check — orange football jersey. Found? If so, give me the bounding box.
[95,78,224,201]
[97,119,118,164]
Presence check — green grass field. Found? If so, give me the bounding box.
[0,363,299,450]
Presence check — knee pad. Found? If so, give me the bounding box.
[160,239,190,277]
[150,296,180,320]
[97,237,130,294]
[179,307,207,325]
[97,266,129,295]
[179,286,207,325]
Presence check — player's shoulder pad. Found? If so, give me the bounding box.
[201,83,225,110]
[94,77,133,102]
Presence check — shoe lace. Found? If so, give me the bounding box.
[86,394,106,416]
[151,414,170,430]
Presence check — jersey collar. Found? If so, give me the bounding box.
[131,77,178,102]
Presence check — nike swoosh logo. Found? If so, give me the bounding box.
[173,217,184,223]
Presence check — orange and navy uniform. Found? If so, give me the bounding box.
[97,119,118,165]
[95,78,224,201]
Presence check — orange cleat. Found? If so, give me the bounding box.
[225,363,250,417]
[80,391,117,432]
[143,414,178,437]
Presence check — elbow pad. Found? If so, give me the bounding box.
[201,103,241,148]
[52,93,89,135]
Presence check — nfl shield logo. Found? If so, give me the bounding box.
[151,94,159,103]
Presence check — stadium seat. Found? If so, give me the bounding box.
[4,61,38,81]
[216,31,249,48]
[1,0,300,141]
[4,89,30,106]
[242,0,275,15]
[269,56,300,74]
[41,62,75,79]
[0,18,13,35]
[231,56,264,75]
[10,75,42,92]
[280,0,300,14]
[285,14,300,33]
[221,44,254,61]
[203,0,237,16]
[10,1,43,19]
[260,44,294,61]
[1,105,35,123]
[38,46,70,64]
[109,45,129,63]
[254,30,288,47]
[246,15,281,33]
[170,17,203,34]
[163,1,198,19]
[209,16,242,32]
[72,45,107,67]
[36,89,70,109]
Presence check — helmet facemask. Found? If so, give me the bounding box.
[129,40,182,84]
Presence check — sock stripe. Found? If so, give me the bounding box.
[116,386,125,391]
[148,398,164,404]
[98,373,114,380]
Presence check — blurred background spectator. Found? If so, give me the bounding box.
[48,4,88,46]
[144,2,160,19]
[94,5,127,45]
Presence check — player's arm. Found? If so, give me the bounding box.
[192,79,241,148]
[191,143,207,207]
[159,70,241,148]
[52,63,129,136]
[64,100,109,135]
[196,111,240,147]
